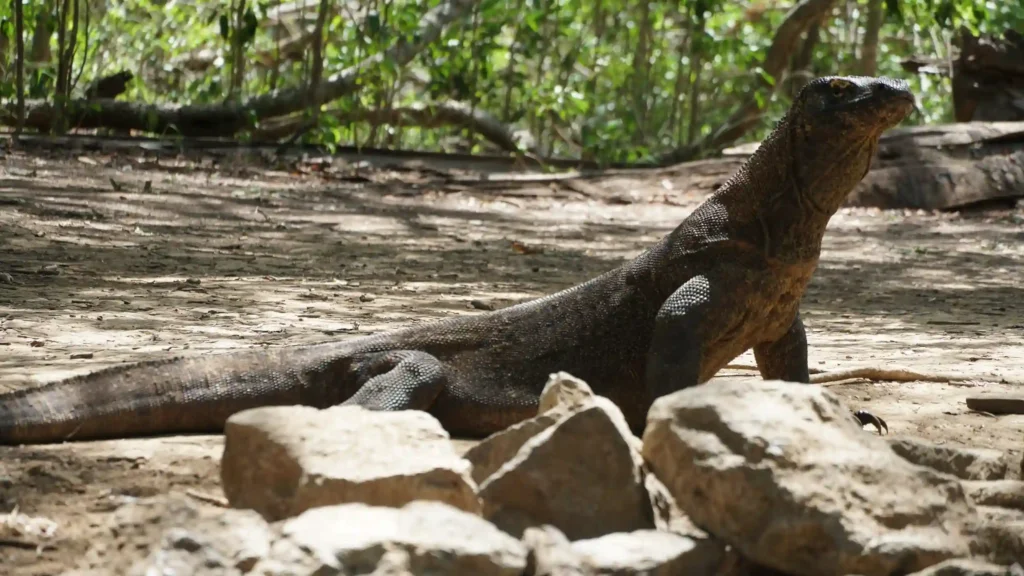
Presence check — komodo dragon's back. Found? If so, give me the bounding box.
[0,76,916,445]
[0,266,658,442]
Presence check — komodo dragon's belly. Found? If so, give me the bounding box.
[425,291,657,436]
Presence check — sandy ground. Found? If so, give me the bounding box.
[0,146,1021,574]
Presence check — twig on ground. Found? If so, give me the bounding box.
[185,489,228,507]
[723,363,976,384]
[809,368,967,384]
[0,537,54,550]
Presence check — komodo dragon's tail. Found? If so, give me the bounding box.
[0,344,351,445]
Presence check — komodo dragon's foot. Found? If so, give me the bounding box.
[853,410,888,435]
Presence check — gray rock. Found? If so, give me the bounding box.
[642,378,977,576]
[465,413,562,486]
[644,470,707,538]
[481,401,653,540]
[890,438,1009,480]
[540,373,639,451]
[466,372,599,487]
[262,501,527,575]
[907,558,1024,576]
[965,513,1024,567]
[963,480,1024,510]
[466,372,639,486]
[71,495,526,576]
[221,405,479,521]
[522,525,728,576]
[572,530,725,575]
[538,371,598,414]
[522,525,589,576]
[70,494,276,576]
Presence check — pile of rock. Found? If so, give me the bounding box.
[68,373,1024,575]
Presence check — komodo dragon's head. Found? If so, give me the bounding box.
[794,76,915,135]
[763,76,915,215]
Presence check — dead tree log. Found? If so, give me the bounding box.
[256,100,538,154]
[721,122,1024,210]
[0,0,477,138]
[849,122,1024,210]
[83,70,133,99]
[901,29,1024,123]
[951,29,1024,122]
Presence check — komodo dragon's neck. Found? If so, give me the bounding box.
[626,109,881,307]
[697,112,877,265]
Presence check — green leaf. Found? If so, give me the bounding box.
[754,67,775,87]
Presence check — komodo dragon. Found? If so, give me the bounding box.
[0,76,915,445]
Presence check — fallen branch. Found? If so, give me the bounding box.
[965,396,1024,415]
[0,537,52,550]
[185,489,228,507]
[657,0,838,165]
[256,100,538,153]
[0,0,476,137]
[724,363,976,384]
[809,368,968,385]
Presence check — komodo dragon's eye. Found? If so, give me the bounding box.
[829,78,851,96]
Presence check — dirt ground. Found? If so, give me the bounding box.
[0,144,1022,574]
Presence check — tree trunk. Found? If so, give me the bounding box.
[12,0,24,137]
[228,0,248,101]
[668,7,689,147]
[631,0,653,143]
[53,0,71,133]
[63,0,80,92]
[658,0,840,165]
[859,0,884,76]
[306,0,330,121]
[788,17,824,97]
[29,8,52,64]
[0,17,8,78]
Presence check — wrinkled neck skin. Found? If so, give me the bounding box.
[717,114,879,263]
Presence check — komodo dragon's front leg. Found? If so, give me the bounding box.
[645,280,887,434]
[754,314,888,434]
[753,312,810,382]
[644,275,711,402]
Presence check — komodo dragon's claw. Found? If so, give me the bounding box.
[853,410,888,435]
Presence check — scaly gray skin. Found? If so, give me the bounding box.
[0,76,915,445]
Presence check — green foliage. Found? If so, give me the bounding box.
[0,0,1021,163]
